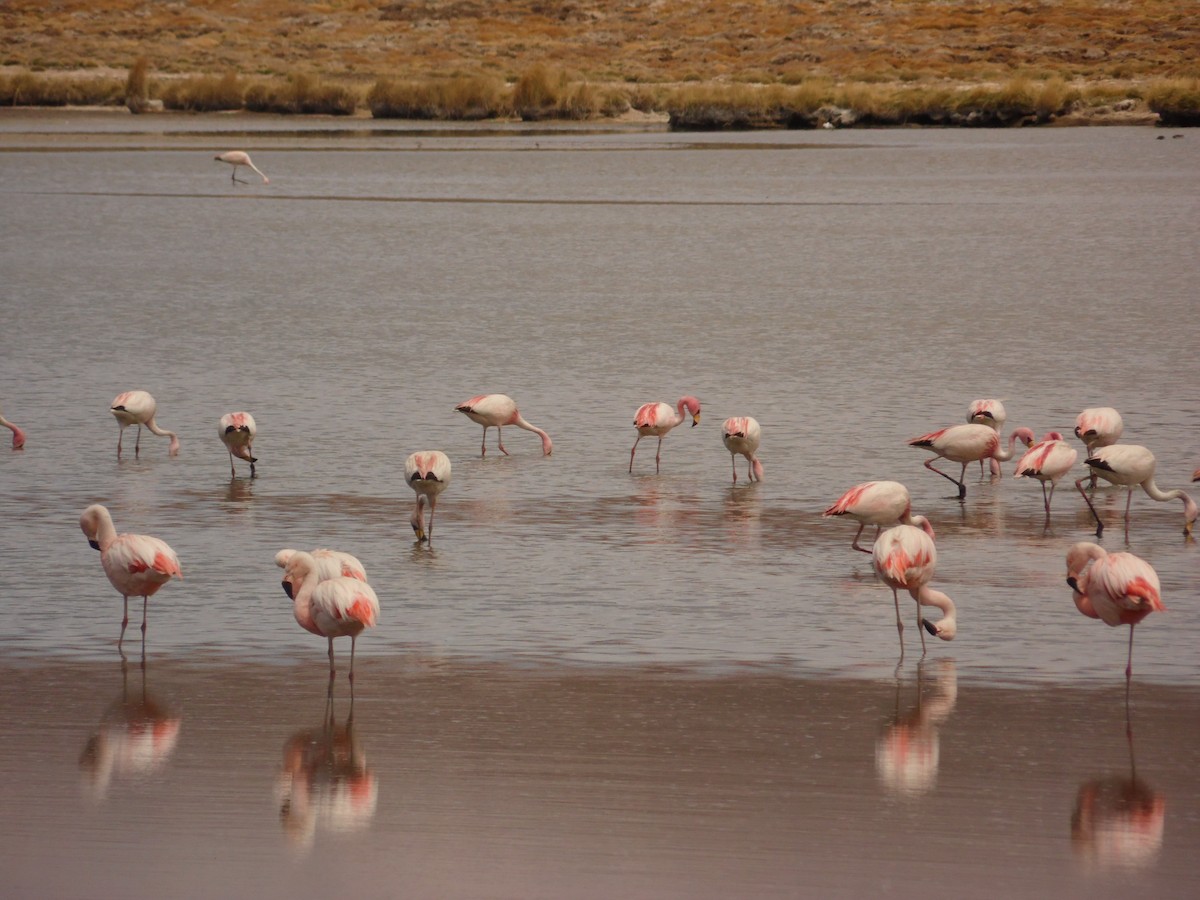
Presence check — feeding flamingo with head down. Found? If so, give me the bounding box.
[630,395,701,474]
[214,150,269,184]
[218,412,257,477]
[908,423,1034,499]
[1065,543,1163,680]
[871,524,957,659]
[110,391,179,458]
[406,450,451,543]
[967,398,1007,476]
[1014,431,1079,518]
[823,480,933,554]
[454,394,552,457]
[79,504,182,652]
[1074,444,1197,537]
[721,416,763,483]
[276,548,367,583]
[281,551,379,684]
[0,404,25,449]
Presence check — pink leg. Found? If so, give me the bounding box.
[629,435,642,472]
[480,427,488,458]
[497,427,508,456]
[117,427,124,458]
[655,437,663,474]
[1126,625,1136,679]
[328,637,336,680]
[892,588,905,659]
[349,635,358,684]
[141,596,148,635]
[1075,476,1104,536]
[118,595,130,650]
[850,522,871,554]
[730,454,737,483]
[135,425,142,457]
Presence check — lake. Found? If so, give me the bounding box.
[0,110,1197,898]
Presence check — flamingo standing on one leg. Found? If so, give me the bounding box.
[218,412,258,477]
[275,549,367,583]
[0,404,25,449]
[1014,431,1079,518]
[908,423,1034,499]
[967,398,1007,476]
[721,416,763,483]
[215,151,269,184]
[871,524,957,659]
[630,396,701,473]
[1065,543,1163,680]
[454,394,552,457]
[281,551,379,684]
[823,481,934,553]
[405,451,451,543]
[79,504,182,652]
[1075,407,1124,489]
[1074,444,1198,537]
[111,391,180,458]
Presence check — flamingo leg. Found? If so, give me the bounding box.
[923,458,965,498]
[1126,625,1136,680]
[850,522,871,554]
[1075,476,1104,536]
[480,426,489,458]
[655,437,663,474]
[119,594,130,651]
[427,496,438,543]
[730,454,738,483]
[629,435,642,472]
[349,635,358,684]
[1041,481,1052,517]
[892,587,905,659]
[229,451,237,477]
[248,444,256,478]
[915,597,928,657]
[328,637,336,681]
[989,457,1002,478]
[1124,488,1135,532]
[135,425,142,457]
[141,595,148,636]
[117,426,124,458]
[497,427,509,456]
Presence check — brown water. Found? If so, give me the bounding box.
[1,111,1198,897]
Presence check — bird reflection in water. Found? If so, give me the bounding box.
[875,659,958,797]
[276,686,378,850]
[79,659,181,802]
[1071,709,1165,870]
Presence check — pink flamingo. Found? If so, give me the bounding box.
[79,504,182,651]
[908,423,1034,498]
[215,150,269,184]
[1075,444,1198,537]
[967,398,1007,476]
[1014,431,1079,518]
[1192,468,1199,483]
[823,480,934,553]
[630,396,701,473]
[721,416,763,483]
[275,549,367,583]
[111,391,179,458]
[281,551,379,684]
[406,450,451,542]
[218,412,257,477]
[0,404,25,449]
[1065,543,1163,679]
[454,394,552,457]
[1075,407,1124,454]
[871,524,957,658]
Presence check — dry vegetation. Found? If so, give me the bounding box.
[2,1,1199,124]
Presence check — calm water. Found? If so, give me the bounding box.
[1,110,1198,897]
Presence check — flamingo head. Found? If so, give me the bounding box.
[1184,493,1197,536]
[281,578,294,600]
[79,504,106,551]
[10,425,26,450]
[1041,431,1065,442]
[1011,426,1036,449]
[281,551,317,599]
[911,515,936,541]
[541,433,553,456]
[410,496,427,542]
[680,396,701,427]
[274,549,297,569]
[921,616,956,641]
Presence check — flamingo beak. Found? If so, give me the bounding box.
[88,539,101,551]
[691,414,700,427]
[282,580,294,599]
[1066,576,1079,591]
[921,619,938,637]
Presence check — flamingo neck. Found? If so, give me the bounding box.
[92,509,118,552]
[915,587,956,639]
[1141,478,1195,515]
[145,418,181,454]
[515,416,553,455]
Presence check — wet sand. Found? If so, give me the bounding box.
[2,656,1197,899]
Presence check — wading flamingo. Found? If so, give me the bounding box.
[871,524,957,659]
[908,423,1034,499]
[630,396,701,473]
[454,394,552,457]
[275,549,367,584]
[1014,431,1079,518]
[967,398,1007,476]
[405,450,451,543]
[281,551,378,684]
[0,404,25,449]
[823,480,933,553]
[1075,407,1125,489]
[721,416,763,483]
[218,412,257,477]
[111,391,179,458]
[79,504,182,652]
[215,150,269,184]
[1074,444,1197,537]
[1065,543,1163,679]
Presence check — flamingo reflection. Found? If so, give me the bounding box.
[275,690,378,850]
[875,659,958,797]
[79,660,181,802]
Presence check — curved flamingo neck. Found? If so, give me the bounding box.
[91,509,118,552]
[515,415,553,455]
[994,428,1033,462]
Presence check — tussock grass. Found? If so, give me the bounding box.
[0,71,123,106]
[368,75,507,120]
[243,74,361,116]
[1144,78,1200,125]
[125,57,150,113]
[159,72,244,111]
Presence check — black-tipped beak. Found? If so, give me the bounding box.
[921,619,938,637]
[282,580,294,599]
[88,539,101,551]
[1066,576,1079,591]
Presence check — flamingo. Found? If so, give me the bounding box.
[215,150,269,184]
[823,480,934,553]
[721,416,763,483]
[0,404,25,449]
[218,412,257,477]
[454,394,552,457]
[281,551,379,684]
[871,524,957,658]
[405,450,451,542]
[1014,431,1079,518]
[1075,407,1125,489]
[908,423,1034,499]
[79,504,182,651]
[630,395,701,473]
[110,390,179,458]
[967,398,1007,476]
[1075,444,1198,537]
[275,548,367,583]
[1065,543,1163,679]
[1193,468,1199,483]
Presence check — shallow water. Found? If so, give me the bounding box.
[1,111,1198,897]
